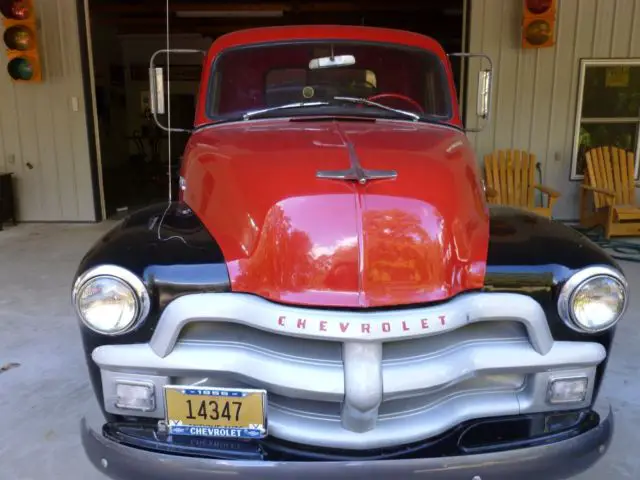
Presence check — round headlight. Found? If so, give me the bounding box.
[558,266,627,333]
[73,266,149,335]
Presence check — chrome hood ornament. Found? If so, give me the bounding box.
[316,139,397,185]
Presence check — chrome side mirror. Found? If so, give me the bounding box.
[448,52,494,132]
[149,67,165,115]
[477,69,491,120]
[148,48,206,133]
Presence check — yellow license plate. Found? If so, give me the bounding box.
[164,386,267,439]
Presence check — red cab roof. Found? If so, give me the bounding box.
[207,25,448,56]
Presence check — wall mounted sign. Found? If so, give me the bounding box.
[605,67,630,88]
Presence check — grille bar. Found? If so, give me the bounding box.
[94,343,344,402]
[149,291,554,357]
[93,339,604,404]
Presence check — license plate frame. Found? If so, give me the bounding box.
[164,385,268,440]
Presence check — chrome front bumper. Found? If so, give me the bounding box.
[81,397,615,480]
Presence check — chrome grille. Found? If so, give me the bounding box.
[92,291,607,450]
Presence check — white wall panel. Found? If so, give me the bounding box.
[0,0,95,221]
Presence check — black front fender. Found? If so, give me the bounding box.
[484,206,625,398]
[73,202,230,413]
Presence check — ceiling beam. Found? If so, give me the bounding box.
[93,2,288,13]
[94,11,453,26]
[115,25,255,35]
[91,0,446,15]
[113,23,462,40]
[106,13,463,34]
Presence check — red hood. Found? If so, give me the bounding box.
[182,119,489,308]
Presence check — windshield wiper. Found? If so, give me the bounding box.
[333,96,420,121]
[243,101,330,120]
[242,97,421,122]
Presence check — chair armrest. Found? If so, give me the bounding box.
[580,184,615,197]
[534,184,561,197]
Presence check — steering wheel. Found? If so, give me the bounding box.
[367,93,424,113]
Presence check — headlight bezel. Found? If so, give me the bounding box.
[72,265,150,336]
[558,265,628,333]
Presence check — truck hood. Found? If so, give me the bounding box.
[182,118,489,308]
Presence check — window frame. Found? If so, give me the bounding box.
[570,58,640,181]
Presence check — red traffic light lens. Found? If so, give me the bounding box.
[525,19,552,45]
[525,0,552,14]
[3,25,34,50]
[0,0,30,20]
[7,57,34,80]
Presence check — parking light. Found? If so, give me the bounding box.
[547,377,588,404]
[115,381,156,412]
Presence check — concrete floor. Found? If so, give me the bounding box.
[0,221,639,480]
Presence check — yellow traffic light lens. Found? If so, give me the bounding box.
[7,57,34,81]
[3,25,34,51]
[0,0,30,20]
[525,20,552,45]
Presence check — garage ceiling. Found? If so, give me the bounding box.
[89,0,464,45]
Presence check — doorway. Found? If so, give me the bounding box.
[85,0,466,219]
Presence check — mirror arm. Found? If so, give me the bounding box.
[149,48,206,134]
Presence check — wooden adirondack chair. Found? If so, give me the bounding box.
[580,146,640,238]
[483,149,561,218]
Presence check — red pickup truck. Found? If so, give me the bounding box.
[73,25,622,479]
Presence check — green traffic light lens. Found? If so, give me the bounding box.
[525,19,552,45]
[7,57,34,81]
[0,0,31,20]
[3,25,34,51]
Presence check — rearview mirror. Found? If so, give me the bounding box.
[309,54,356,70]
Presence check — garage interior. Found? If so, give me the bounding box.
[87,0,465,218]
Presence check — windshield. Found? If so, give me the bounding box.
[207,41,453,123]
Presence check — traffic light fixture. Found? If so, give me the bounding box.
[1,0,42,82]
[522,0,556,49]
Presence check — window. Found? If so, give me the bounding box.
[571,59,640,180]
[208,41,453,121]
